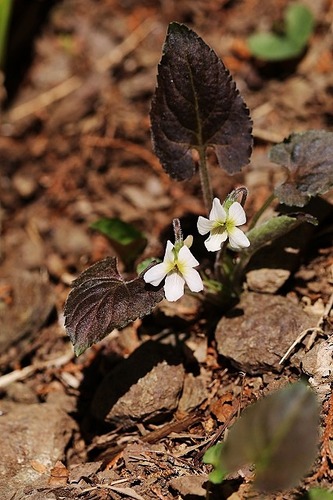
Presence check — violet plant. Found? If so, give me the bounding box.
[64,22,333,356]
[62,20,331,494]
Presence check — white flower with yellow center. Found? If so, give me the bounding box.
[143,236,203,302]
[197,198,250,252]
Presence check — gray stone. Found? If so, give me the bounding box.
[215,292,316,374]
[95,361,184,425]
[91,340,185,424]
[301,338,333,402]
[0,402,76,500]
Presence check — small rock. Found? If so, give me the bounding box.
[91,340,185,424]
[301,339,333,402]
[12,172,38,198]
[215,292,317,374]
[69,462,103,485]
[246,268,290,293]
[169,475,208,497]
[96,361,184,425]
[0,402,76,500]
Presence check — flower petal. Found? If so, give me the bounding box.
[228,202,246,226]
[143,262,168,286]
[182,267,203,292]
[164,240,175,264]
[164,272,185,301]
[228,227,250,249]
[204,232,228,252]
[210,198,226,222]
[178,244,199,268]
[197,216,213,235]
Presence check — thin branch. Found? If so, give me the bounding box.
[0,347,74,389]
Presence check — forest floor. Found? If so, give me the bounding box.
[0,0,333,499]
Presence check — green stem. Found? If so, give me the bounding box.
[0,0,13,69]
[232,252,251,293]
[214,240,228,283]
[248,192,276,230]
[198,147,213,214]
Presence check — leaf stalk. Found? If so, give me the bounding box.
[197,147,213,214]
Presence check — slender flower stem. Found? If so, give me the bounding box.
[173,218,182,243]
[197,147,213,214]
[248,192,276,230]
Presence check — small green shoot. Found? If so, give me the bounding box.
[90,217,147,269]
[248,4,314,61]
[203,443,228,484]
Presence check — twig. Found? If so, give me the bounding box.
[98,412,202,467]
[279,327,323,365]
[78,483,145,500]
[279,288,333,365]
[0,347,74,389]
[5,18,156,123]
[194,406,239,465]
[306,287,333,350]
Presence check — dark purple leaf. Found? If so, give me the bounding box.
[64,258,164,356]
[150,22,252,181]
[220,382,319,492]
[270,130,333,207]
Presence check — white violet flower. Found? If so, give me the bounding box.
[143,237,203,302]
[197,197,250,252]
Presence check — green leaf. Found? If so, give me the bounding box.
[247,3,314,61]
[307,488,333,500]
[248,33,302,61]
[136,257,159,275]
[91,218,147,269]
[244,213,317,259]
[64,257,164,355]
[285,4,314,47]
[270,130,333,207]
[219,382,319,492]
[150,22,252,180]
[203,443,228,484]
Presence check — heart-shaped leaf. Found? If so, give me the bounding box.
[205,382,319,492]
[150,22,252,181]
[270,130,333,207]
[64,257,164,356]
